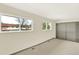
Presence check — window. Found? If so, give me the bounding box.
[42,21,52,31]
[20,18,33,31]
[1,16,20,32]
[47,22,52,30]
[0,15,33,32]
[42,22,47,30]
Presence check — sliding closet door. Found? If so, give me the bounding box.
[56,23,66,39]
[76,22,79,42]
[66,22,76,41]
[56,22,76,42]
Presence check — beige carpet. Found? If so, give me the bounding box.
[14,39,79,55]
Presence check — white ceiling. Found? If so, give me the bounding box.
[3,3,79,20]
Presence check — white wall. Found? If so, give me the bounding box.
[0,4,56,54]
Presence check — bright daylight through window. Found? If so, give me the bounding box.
[0,15,33,32]
[42,21,52,31]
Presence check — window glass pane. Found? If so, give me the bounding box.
[47,22,52,30]
[1,16,20,32]
[42,22,47,30]
[42,21,52,31]
[20,18,32,31]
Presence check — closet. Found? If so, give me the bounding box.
[56,22,79,42]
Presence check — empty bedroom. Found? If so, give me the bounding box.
[0,3,79,55]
